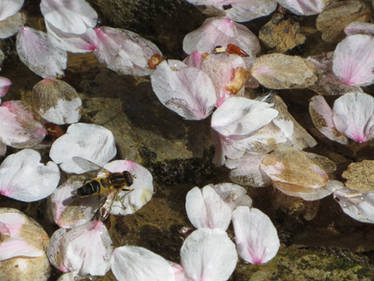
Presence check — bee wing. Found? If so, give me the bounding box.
[72,156,105,172]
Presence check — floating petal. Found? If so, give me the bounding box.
[276,0,326,16]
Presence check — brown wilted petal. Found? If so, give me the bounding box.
[316,0,371,43]
[251,53,317,89]
[342,160,374,191]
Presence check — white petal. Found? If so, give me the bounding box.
[309,95,348,144]
[0,77,11,97]
[232,207,279,264]
[180,228,237,281]
[111,246,175,281]
[333,34,374,86]
[105,160,154,216]
[183,17,260,57]
[333,92,374,143]
[49,123,116,174]
[40,0,97,35]
[0,12,26,39]
[0,149,60,202]
[344,21,374,36]
[0,239,43,261]
[93,26,163,76]
[48,220,112,275]
[224,0,277,22]
[185,185,232,230]
[0,0,24,21]
[213,182,252,209]
[277,0,326,16]
[16,27,67,78]
[151,60,217,120]
[211,97,278,137]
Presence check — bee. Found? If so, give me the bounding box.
[73,156,134,220]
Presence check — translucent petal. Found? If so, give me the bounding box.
[277,0,326,16]
[0,12,25,39]
[0,0,24,21]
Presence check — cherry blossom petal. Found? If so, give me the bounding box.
[211,97,278,137]
[0,77,11,98]
[16,27,67,78]
[183,17,260,57]
[31,78,82,125]
[333,34,374,86]
[151,59,217,120]
[47,220,112,276]
[344,21,374,36]
[213,182,252,209]
[276,0,326,16]
[49,176,100,228]
[111,246,175,281]
[226,154,272,188]
[0,12,26,39]
[0,101,46,148]
[334,188,374,223]
[180,228,237,281]
[186,0,277,22]
[0,239,43,261]
[40,0,97,35]
[200,53,249,106]
[0,0,24,21]
[49,123,117,174]
[232,206,279,264]
[0,149,60,202]
[186,185,232,230]
[333,92,374,143]
[309,95,348,144]
[104,160,154,216]
[92,26,162,76]
[46,22,96,53]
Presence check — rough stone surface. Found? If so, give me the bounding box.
[342,160,374,191]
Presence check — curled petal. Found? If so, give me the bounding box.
[49,123,116,174]
[111,246,175,281]
[0,149,60,202]
[40,0,97,35]
[47,220,112,276]
[211,97,278,137]
[16,27,67,78]
[186,185,232,230]
[0,101,46,148]
[180,228,237,281]
[332,92,374,143]
[333,34,374,86]
[232,206,279,264]
[151,60,217,120]
[183,17,260,57]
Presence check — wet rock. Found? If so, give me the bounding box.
[251,53,317,89]
[342,160,374,191]
[259,13,306,53]
[316,0,371,43]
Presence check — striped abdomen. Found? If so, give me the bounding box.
[77,180,101,196]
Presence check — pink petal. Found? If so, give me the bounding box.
[232,206,279,264]
[92,26,163,76]
[47,220,112,276]
[180,228,237,281]
[0,149,60,202]
[0,212,25,237]
[0,0,24,21]
[49,123,117,174]
[332,92,374,143]
[110,246,175,281]
[277,0,326,16]
[185,185,232,230]
[40,0,97,35]
[211,97,278,137]
[16,27,67,78]
[0,77,11,97]
[0,239,43,261]
[46,22,97,53]
[333,34,374,86]
[0,101,46,148]
[103,160,154,216]
[151,59,217,120]
[183,17,260,57]
[344,21,374,36]
[309,95,348,144]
